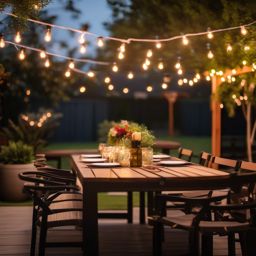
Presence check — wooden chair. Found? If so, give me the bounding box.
[151,191,256,256]
[178,147,193,161]
[209,156,240,173]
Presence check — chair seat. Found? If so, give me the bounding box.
[50,200,82,211]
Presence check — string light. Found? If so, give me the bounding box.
[123,87,129,94]
[240,26,248,35]
[226,43,232,52]
[189,80,194,86]
[65,69,71,78]
[182,35,189,45]
[177,69,183,75]
[145,58,151,66]
[207,28,214,39]
[14,31,22,43]
[104,77,111,83]
[142,63,148,70]
[18,48,26,60]
[80,86,86,93]
[220,103,224,109]
[161,83,168,89]
[68,60,75,69]
[206,76,211,81]
[44,27,52,42]
[127,72,134,79]
[0,34,5,48]
[118,51,124,60]
[175,58,181,69]
[158,61,164,70]
[119,43,126,53]
[26,89,31,96]
[112,63,118,72]
[221,77,226,82]
[178,79,183,86]
[156,41,162,49]
[146,85,153,92]
[80,43,87,54]
[242,60,247,65]
[39,50,46,58]
[195,73,201,80]
[207,50,214,59]
[79,33,86,44]
[146,49,153,58]
[97,36,104,47]
[44,58,50,67]
[244,45,250,51]
[183,78,188,84]
[87,71,95,77]
[108,84,114,91]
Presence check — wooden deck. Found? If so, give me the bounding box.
[0,206,242,256]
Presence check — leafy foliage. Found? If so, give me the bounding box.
[0,141,34,164]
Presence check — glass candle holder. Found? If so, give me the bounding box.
[118,147,130,167]
[142,147,153,166]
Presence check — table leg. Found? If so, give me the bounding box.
[139,192,145,224]
[127,192,133,223]
[83,183,99,256]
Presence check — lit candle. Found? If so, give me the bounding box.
[132,132,141,141]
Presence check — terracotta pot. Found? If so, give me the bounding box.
[0,163,36,202]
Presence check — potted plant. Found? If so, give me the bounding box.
[0,141,35,201]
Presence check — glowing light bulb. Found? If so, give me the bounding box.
[104,77,111,83]
[123,87,129,94]
[118,51,124,59]
[29,121,35,127]
[207,28,214,39]
[226,44,232,52]
[195,73,201,80]
[18,49,25,60]
[252,63,256,70]
[183,78,188,84]
[231,69,237,75]
[79,33,85,44]
[175,61,181,69]
[207,50,214,59]
[108,84,114,91]
[97,37,104,47]
[244,45,250,51]
[127,72,134,79]
[65,69,71,78]
[146,49,153,58]
[220,103,224,109]
[112,63,118,72]
[0,35,5,48]
[26,89,31,96]
[182,35,189,45]
[145,58,151,66]
[40,50,46,59]
[206,76,211,81]
[44,27,52,42]
[177,69,183,75]
[242,60,247,66]
[158,62,164,70]
[189,80,194,86]
[221,77,226,82]
[14,31,21,43]
[69,60,75,69]
[80,86,86,93]
[240,26,248,35]
[156,42,162,49]
[161,83,168,89]
[46,112,52,118]
[178,79,183,86]
[120,43,126,53]
[193,78,198,83]
[146,85,153,92]
[80,44,87,54]
[142,63,148,70]
[87,71,95,77]
[232,94,237,99]
[44,58,50,68]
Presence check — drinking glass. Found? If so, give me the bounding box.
[118,147,130,167]
[142,147,153,166]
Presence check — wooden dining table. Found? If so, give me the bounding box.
[70,154,256,256]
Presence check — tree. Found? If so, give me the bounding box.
[104,0,256,160]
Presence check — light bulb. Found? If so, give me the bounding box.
[108,84,114,91]
[182,35,189,45]
[240,26,248,35]
[79,33,85,44]
[127,72,134,79]
[69,60,75,69]
[80,86,86,93]
[161,83,168,89]
[207,50,214,59]
[65,69,71,78]
[39,50,46,59]
[80,44,87,54]
[195,73,201,80]
[142,63,148,70]
[244,45,250,51]
[207,28,214,39]
[146,85,153,92]
[123,87,129,94]
[104,77,111,83]
[18,49,25,60]
[177,69,183,75]
[220,103,224,109]
[226,44,232,52]
[120,43,126,53]
[158,62,164,70]
[156,41,162,49]
[206,76,211,81]
[87,71,95,77]
[44,28,52,42]
[183,78,188,83]
[97,37,104,47]
[146,49,153,58]
[242,60,247,66]
[145,58,150,66]
[44,58,50,68]
[112,63,118,72]
[175,61,181,69]
[14,31,22,43]
[118,52,124,59]
[178,79,183,86]
[221,77,226,82]
[189,80,194,86]
[0,35,5,48]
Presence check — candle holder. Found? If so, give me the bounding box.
[130,140,142,167]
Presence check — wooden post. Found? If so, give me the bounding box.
[163,92,178,136]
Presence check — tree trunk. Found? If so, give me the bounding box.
[246,103,252,162]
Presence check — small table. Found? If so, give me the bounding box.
[153,140,181,154]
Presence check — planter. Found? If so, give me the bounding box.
[0,163,36,202]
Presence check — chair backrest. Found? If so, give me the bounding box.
[209,156,239,172]
[178,147,193,161]
[199,151,211,167]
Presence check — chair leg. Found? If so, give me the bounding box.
[189,229,200,256]
[201,234,213,256]
[38,216,47,256]
[238,232,248,256]
[228,233,236,256]
[153,221,163,256]
[127,191,133,223]
[30,206,37,256]
[139,192,145,224]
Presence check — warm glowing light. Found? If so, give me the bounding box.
[189,80,194,86]
[15,31,22,43]
[18,49,26,60]
[97,37,104,47]
[146,85,153,92]
[231,77,236,82]
[195,73,201,80]
[145,58,151,66]
[87,71,95,77]
[158,62,164,70]
[156,42,162,49]
[182,35,189,45]
[206,76,211,81]
[40,50,46,59]
[161,83,168,89]
[193,78,198,83]
[175,61,181,69]
[33,4,39,10]
[29,121,35,126]
[80,44,87,54]
[118,52,124,59]
[240,96,244,100]
[44,27,52,42]
[46,112,52,117]
[240,26,248,35]
[232,94,237,99]
[242,60,247,66]
[207,28,214,39]
[177,69,183,75]
[178,79,183,86]
[244,45,250,51]
[104,77,111,83]
[108,84,114,91]
[183,78,188,84]
[112,63,118,72]
[37,122,42,128]
[221,77,226,82]
[123,87,129,94]
[69,60,75,69]
[44,58,50,68]
[65,69,71,78]
[210,69,216,74]
[231,69,237,75]
[26,89,31,96]
[252,63,256,70]
[207,50,214,59]
[220,103,224,109]
[127,72,134,79]
[142,63,148,70]
[244,95,248,101]
[79,33,85,44]
[0,35,5,48]
[120,43,126,53]
[226,44,233,52]
[80,86,86,93]
[146,49,153,58]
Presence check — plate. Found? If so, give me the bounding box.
[80,154,101,158]
[90,162,120,167]
[80,158,106,163]
[159,160,189,166]
[153,154,170,159]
